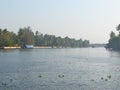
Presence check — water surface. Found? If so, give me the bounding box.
[0,48,120,90]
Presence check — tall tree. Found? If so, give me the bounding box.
[0,28,17,47]
[83,40,90,47]
[78,39,83,47]
[18,27,34,48]
[110,31,116,38]
[34,31,44,46]
[116,24,120,35]
[106,25,120,50]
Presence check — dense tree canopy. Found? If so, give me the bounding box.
[116,24,120,34]
[18,27,34,48]
[0,27,90,48]
[106,24,120,50]
[0,29,17,47]
[34,31,90,48]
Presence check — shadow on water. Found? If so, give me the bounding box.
[108,50,120,58]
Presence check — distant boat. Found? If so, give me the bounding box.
[25,45,34,49]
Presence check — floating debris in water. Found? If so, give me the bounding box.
[101,77,104,80]
[58,74,64,78]
[2,82,7,86]
[101,75,112,81]
[38,74,42,78]
[107,75,111,79]
[105,78,108,81]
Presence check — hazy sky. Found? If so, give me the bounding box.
[0,0,120,43]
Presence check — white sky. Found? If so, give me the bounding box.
[0,0,120,43]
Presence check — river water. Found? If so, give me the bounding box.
[0,48,120,90]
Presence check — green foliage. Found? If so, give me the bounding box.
[83,40,90,47]
[18,27,34,48]
[110,31,116,38]
[0,29,18,47]
[0,27,90,48]
[34,31,90,48]
[106,36,120,50]
[34,31,44,46]
[116,24,120,32]
[106,24,120,50]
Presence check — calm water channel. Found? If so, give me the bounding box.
[0,48,120,90]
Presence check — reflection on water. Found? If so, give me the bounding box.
[0,48,120,90]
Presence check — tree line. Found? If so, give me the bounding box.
[106,24,120,50]
[0,27,90,48]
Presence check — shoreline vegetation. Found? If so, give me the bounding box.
[106,24,120,51]
[0,46,52,49]
[1,46,58,49]
[0,26,90,49]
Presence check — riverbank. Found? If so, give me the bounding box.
[0,46,21,49]
[0,46,91,49]
[0,46,59,49]
[34,46,59,49]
